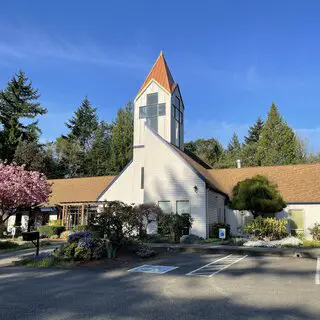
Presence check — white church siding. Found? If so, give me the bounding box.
[206,189,226,236]
[98,161,135,204]
[144,127,208,238]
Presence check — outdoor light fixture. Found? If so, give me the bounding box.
[194,185,198,193]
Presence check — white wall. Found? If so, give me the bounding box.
[207,190,225,236]
[277,204,320,239]
[98,162,136,204]
[226,203,320,239]
[144,126,207,238]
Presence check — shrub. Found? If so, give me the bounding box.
[73,225,90,232]
[180,234,203,244]
[135,244,156,258]
[244,217,288,240]
[60,231,70,240]
[68,231,92,244]
[0,224,6,238]
[210,223,231,239]
[158,213,193,242]
[0,241,19,250]
[309,223,320,241]
[37,225,66,238]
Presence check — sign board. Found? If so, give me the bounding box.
[11,227,16,236]
[219,228,226,239]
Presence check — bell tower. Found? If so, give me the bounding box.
[133,52,184,150]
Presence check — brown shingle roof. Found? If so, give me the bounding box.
[46,176,115,206]
[137,51,176,96]
[176,146,320,203]
[207,164,320,203]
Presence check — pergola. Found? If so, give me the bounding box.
[60,201,108,229]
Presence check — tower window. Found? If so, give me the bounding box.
[141,167,144,189]
[147,93,158,105]
[158,103,166,116]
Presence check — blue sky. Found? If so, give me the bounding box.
[1,1,320,151]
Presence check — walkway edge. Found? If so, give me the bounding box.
[149,243,320,260]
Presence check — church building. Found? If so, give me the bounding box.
[6,52,320,239]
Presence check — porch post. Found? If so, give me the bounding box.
[81,204,85,225]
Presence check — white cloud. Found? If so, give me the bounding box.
[0,27,147,69]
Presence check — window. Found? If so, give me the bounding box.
[147,117,158,132]
[176,200,190,215]
[147,93,158,105]
[139,93,166,131]
[158,103,166,116]
[175,96,180,109]
[139,106,147,119]
[158,201,171,214]
[141,167,144,189]
[289,209,304,233]
[175,119,180,147]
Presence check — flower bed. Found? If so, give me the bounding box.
[243,237,303,248]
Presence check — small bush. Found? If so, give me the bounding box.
[244,217,288,240]
[180,234,203,244]
[309,223,320,241]
[158,213,193,242]
[15,252,72,268]
[38,225,66,238]
[60,231,70,240]
[68,231,92,243]
[0,241,19,250]
[210,223,231,239]
[135,244,156,258]
[73,225,90,232]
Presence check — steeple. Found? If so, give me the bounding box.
[137,51,177,97]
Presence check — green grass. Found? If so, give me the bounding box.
[301,240,320,248]
[0,240,52,252]
[200,238,221,244]
[14,255,74,268]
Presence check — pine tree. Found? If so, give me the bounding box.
[227,132,241,154]
[257,103,305,166]
[85,121,113,176]
[0,70,46,161]
[65,96,98,151]
[109,102,134,173]
[244,117,264,144]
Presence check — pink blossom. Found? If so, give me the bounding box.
[0,163,51,223]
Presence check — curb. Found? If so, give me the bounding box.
[150,244,320,260]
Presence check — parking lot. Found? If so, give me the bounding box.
[0,252,319,320]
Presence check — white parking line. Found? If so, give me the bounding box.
[316,258,320,285]
[186,254,232,276]
[186,254,247,277]
[209,255,247,277]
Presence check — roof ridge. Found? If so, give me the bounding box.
[207,162,320,171]
[48,175,115,182]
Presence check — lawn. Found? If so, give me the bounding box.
[301,239,320,248]
[0,239,52,252]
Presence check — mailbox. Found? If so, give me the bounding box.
[22,231,39,242]
[22,231,40,255]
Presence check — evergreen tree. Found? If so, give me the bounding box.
[109,102,134,173]
[185,138,223,167]
[85,121,113,176]
[241,118,264,167]
[0,70,46,161]
[257,103,305,166]
[65,96,98,151]
[244,117,264,144]
[227,132,241,154]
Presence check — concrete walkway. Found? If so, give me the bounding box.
[149,242,320,259]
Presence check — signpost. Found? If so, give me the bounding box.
[11,227,16,240]
[22,231,40,256]
[219,228,226,242]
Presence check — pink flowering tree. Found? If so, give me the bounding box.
[0,163,51,226]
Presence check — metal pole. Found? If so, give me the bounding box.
[36,235,39,256]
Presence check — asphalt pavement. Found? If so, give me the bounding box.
[0,251,319,320]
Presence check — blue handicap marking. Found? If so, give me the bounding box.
[128,264,179,274]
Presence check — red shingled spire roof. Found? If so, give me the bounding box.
[137,51,176,96]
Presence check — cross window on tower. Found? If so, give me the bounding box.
[139,93,166,132]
